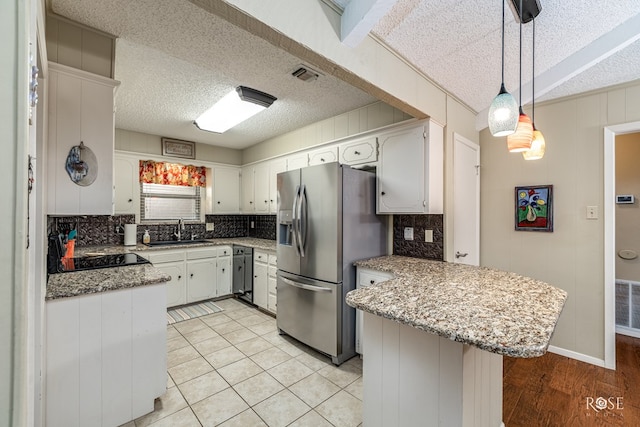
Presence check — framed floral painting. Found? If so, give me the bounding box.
[515,185,553,232]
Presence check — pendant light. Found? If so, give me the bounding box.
[507,0,533,152]
[488,0,518,136]
[523,16,546,160]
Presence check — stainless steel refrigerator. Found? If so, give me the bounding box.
[276,162,387,365]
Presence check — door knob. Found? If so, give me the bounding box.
[455,251,468,258]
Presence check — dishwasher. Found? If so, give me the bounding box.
[232,245,253,303]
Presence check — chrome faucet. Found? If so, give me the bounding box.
[175,218,185,241]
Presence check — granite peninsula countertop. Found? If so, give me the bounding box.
[346,256,567,358]
[48,238,276,301]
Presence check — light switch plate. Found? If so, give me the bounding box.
[586,206,598,219]
[206,222,214,231]
[404,227,414,240]
[425,230,433,243]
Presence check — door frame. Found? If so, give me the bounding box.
[603,120,640,369]
[452,133,480,266]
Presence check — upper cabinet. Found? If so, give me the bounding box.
[377,121,443,214]
[114,154,138,215]
[242,159,286,214]
[339,137,378,166]
[212,167,240,214]
[47,63,119,215]
[308,146,338,166]
[269,158,287,214]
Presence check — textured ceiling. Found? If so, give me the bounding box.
[49,0,377,149]
[50,0,640,148]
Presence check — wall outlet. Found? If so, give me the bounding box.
[586,206,598,219]
[250,221,255,229]
[425,229,433,243]
[404,227,414,240]
[205,222,214,231]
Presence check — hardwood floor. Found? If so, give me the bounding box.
[503,334,640,426]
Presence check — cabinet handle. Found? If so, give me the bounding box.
[178,275,181,280]
[250,201,253,204]
[320,158,325,162]
[222,268,225,272]
[217,201,221,204]
[127,198,132,202]
[190,273,194,278]
[370,280,375,284]
[354,151,360,155]
[264,200,268,204]
[254,275,257,278]
[381,191,386,195]
[270,199,274,203]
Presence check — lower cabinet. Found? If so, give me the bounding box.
[355,267,394,355]
[45,283,167,427]
[141,245,232,308]
[253,250,277,314]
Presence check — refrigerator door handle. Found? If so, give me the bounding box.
[292,185,301,256]
[281,276,332,293]
[299,184,307,258]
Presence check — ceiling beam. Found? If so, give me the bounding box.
[476,12,640,131]
[341,0,398,48]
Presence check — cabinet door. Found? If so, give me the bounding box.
[267,276,277,313]
[114,156,137,215]
[254,163,270,213]
[241,166,255,213]
[339,137,378,165]
[186,258,216,303]
[308,147,338,166]
[377,125,426,213]
[156,262,186,308]
[269,158,287,213]
[253,261,268,309]
[213,167,240,213]
[216,256,231,297]
[287,153,308,170]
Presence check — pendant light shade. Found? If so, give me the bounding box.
[522,127,546,160]
[489,0,518,137]
[523,16,546,160]
[508,108,533,152]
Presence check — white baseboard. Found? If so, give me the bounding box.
[547,345,606,368]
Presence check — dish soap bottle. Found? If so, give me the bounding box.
[143,230,150,244]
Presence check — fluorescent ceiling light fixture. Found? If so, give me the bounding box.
[194,86,277,133]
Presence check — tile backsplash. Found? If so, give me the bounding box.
[47,214,277,247]
[392,214,444,260]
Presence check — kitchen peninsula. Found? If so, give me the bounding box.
[346,256,567,427]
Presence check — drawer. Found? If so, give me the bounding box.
[268,265,277,277]
[358,269,393,288]
[339,137,378,165]
[268,253,277,265]
[308,147,337,166]
[187,248,217,260]
[217,246,231,257]
[142,250,184,264]
[254,251,268,263]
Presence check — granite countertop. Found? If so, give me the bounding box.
[48,238,277,301]
[346,256,567,358]
[46,264,171,300]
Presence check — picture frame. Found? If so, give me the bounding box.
[161,137,196,159]
[515,185,553,232]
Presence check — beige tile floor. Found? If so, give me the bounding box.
[121,297,363,427]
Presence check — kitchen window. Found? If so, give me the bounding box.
[139,160,206,222]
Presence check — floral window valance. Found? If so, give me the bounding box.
[139,160,206,187]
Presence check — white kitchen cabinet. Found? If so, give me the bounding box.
[287,153,308,170]
[156,261,186,307]
[267,253,278,313]
[269,158,287,213]
[308,146,338,166]
[376,120,443,214]
[253,251,269,310]
[241,165,255,213]
[216,251,232,296]
[114,154,138,215]
[254,163,270,213]
[186,258,216,302]
[355,267,394,355]
[47,62,119,215]
[45,283,166,427]
[339,137,378,166]
[212,167,241,214]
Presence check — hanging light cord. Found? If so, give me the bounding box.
[501,0,505,84]
[532,17,536,124]
[519,0,523,109]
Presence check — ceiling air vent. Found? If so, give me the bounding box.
[292,65,320,82]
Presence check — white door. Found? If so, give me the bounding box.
[453,133,480,266]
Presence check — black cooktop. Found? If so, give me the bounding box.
[54,253,150,273]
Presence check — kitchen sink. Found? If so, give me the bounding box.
[144,239,209,247]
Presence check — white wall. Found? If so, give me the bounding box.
[615,132,640,282]
[480,81,640,362]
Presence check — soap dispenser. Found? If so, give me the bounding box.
[143,230,150,244]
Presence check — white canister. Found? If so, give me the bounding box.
[124,224,137,246]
